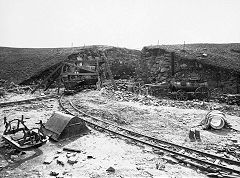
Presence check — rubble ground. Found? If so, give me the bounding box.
[0,89,240,177]
[70,90,240,151]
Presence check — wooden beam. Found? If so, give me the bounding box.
[61,73,98,76]
[171,52,175,76]
[31,63,63,94]
[101,52,117,90]
[237,74,240,94]
[63,62,96,73]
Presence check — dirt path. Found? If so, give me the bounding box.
[0,90,240,177]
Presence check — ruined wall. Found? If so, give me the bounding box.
[105,47,141,79]
[139,48,172,83]
[140,47,239,94]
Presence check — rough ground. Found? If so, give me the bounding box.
[0,89,240,177]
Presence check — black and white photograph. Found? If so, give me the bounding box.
[0,0,240,177]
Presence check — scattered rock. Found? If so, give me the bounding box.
[44,156,55,164]
[19,151,26,155]
[56,156,65,166]
[8,160,14,164]
[152,149,164,155]
[143,146,152,152]
[67,156,78,165]
[202,53,208,57]
[87,155,94,159]
[63,147,82,153]
[106,166,115,173]
[156,161,166,170]
[162,155,179,164]
[66,153,76,158]
[56,149,62,154]
[50,171,59,176]
[56,174,64,178]
[62,169,69,175]
[10,155,18,161]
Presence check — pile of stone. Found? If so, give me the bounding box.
[102,82,240,118]
[0,80,32,96]
[217,94,240,106]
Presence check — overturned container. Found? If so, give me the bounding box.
[203,110,226,130]
[42,111,89,141]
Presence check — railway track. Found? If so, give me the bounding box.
[59,94,240,177]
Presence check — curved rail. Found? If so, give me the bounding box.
[59,94,240,175]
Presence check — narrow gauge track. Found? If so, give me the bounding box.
[59,94,240,176]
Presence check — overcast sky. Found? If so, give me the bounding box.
[0,0,239,49]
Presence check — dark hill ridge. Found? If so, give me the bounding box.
[0,46,141,84]
[0,43,239,85]
[141,43,240,93]
[145,43,240,73]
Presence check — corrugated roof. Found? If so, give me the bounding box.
[45,111,75,135]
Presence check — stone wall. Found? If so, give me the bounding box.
[140,47,239,94]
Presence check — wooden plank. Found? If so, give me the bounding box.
[63,62,96,73]
[62,73,98,76]
[237,74,240,94]
[171,52,175,76]
[63,147,81,153]
[102,52,117,90]
[31,63,63,94]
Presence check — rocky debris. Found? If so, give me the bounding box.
[202,53,208,57]
[56,156,65,166]
[56,149,62,154]
[67,156,78,165]
[44,151,81,166]
[10,155,19,161]
[63,147,81,153]
[93,78,240,109]
[102,83,240,117]
[106,166,115,173]
[161,155,179,164]
[50,171,59,176]
[66,152,75,158]
[0,87,6,98]
[216,94,240,106]
[44,156,56,164]
[0,80,32,95]
[87,155,95,159]
[156,160,166,170]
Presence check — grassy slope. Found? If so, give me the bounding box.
[0,46,141,84]
[0,43,239,84]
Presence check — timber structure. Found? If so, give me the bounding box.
[31,49,117,93]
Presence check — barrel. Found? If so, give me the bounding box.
[205,110,226,130]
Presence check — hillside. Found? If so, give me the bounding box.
[146,43,240,73]
[0,43,239,85]
[0,46,141,84]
